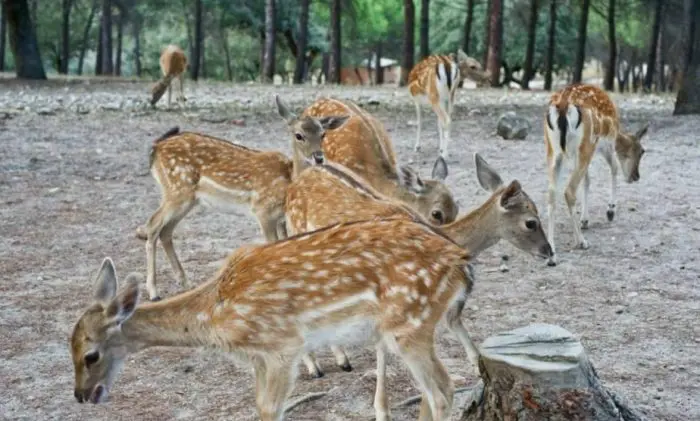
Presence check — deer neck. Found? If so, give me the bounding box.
[291,149,310,179]
[121,282,220,353]
[442,196,501,256]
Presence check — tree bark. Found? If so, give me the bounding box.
[59,0,72,74]
[485,0,502,86]
[261,0,275,82]
[132,15,141,77]
[656,24,665,91]
[674,0,699,115]
[219,23,232,81]
[96,0,113,75]
[329,0,341,84]
[400,0,415,86]
[114,10,122,76]
[543,0,556,90]
[643,0,663,91]
[603,0,616,91]
[190,0,202,80]
[4,0,46,79]
[460,324,649,421]
[419,0,430,59]
[293,0,309,84]
[483,0,492,66]
[522,0,539,89]
[572,0,590,83]
[375,41,384,84]
[462,0,474,54]
[0,1,7,72]
[78,0,97,75]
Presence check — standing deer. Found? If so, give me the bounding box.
[285,154,551,419]
[135,96,349,300]
[408,49,491,158]
[69,217,471,421]
[302,97,459,226]
[151,44,188,107]
[544,83,648,266]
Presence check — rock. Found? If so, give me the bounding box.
[36,108,56,116]
[496,111,531,140]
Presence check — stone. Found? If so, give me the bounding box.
[496,111,531,140]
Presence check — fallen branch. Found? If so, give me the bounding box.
[284,391,328,414]
[394,386,473,408]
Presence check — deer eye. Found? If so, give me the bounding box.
[525,220,538,231]
[431,210,444,224]
[84,351,100,368]
[295,133,304,142]
[470,65,478,70]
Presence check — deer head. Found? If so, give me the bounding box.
[397,156,458,226]
[615,123,649,183]
[70,258,140,404]
[456,49,491,85]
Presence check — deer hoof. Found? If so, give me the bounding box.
[606,209,615,221]
[340,362,353,372]
[580,219,589,230]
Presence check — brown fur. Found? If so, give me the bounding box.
[151,45,188,107]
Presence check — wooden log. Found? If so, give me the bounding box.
[461,323,649,421]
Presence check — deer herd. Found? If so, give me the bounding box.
[69,45,649,421]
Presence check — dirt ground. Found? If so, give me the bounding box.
[0,79,698,421]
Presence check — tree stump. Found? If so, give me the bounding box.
[460,323,648,421]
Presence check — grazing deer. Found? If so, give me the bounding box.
[69,218,471,421]
[408,49,491,158]
[302,97,458,226]
[286,154,552,421]
[544,83,648,266]
[151,44,188,107]
[135,97,349,300]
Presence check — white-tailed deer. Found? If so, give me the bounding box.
[151,44,188,107]
[408,49,491,158]
[302,97,459,226]
[286,154,552,420]
[135,98,349,300]
[70,218,471,421]
[544,83,648,266]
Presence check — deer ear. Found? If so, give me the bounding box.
[319,115,349,131]
[431,156,448,181]
[94,258,117,304]
[499,180,522,209]
[474,153,504,192]
[275,95,296,123]
[105,274,140,326]
[398,165,425,193]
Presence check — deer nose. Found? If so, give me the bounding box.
[312,151,324,165]
[74,389,85,403]
[540,243,554,258]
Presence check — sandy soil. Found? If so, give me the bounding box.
[0,79,698,421]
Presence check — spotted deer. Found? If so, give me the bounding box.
[69,218,471,421]
[135,97,349,300]
[544,83,648,266]
[302,97,458,226]
[286,154,552,420]
[151,44,188,107]
[408,49,491,158]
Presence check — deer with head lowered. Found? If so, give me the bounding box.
[69,217,471,421]
[286,153,552,421]
[301,97,459,226]
[150,44,188,107]
[544,83,648,266]
[134,95,349,300]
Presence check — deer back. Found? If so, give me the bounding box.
[160,44,187,77]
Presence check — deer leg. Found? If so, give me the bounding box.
[257,210,281,242]
[143,203,169,301]
[276,217,288,240]
[432,102,449,159]
[564,165,590,251]
[179,74,186,102]
[167,83,172,108]
[301,353,324,378]
[580,170,591,230]
[413,98,423,152]
[373,343,391,421]
[256,357,299,421]
[159,200,195,289]
[330,345,352,372]
[546,153,563,266]
[441,98,452,159]
[444,293,480,376]
[600,141,618,222]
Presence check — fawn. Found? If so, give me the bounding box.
[544,83,649,266]
[301,96,459,226]
[151,44,188,107]
[134,96,349,300]
[285,154,552,420]
[408,48,491,158]
[70,217,471,421]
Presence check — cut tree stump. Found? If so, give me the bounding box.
[461,323,649,421]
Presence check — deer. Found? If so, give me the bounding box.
[69,217,472,421]
[134,96,349,301]
[285,154,553,420]
[301,97,459,226]
[407,48,491,158]
[544,83,649,266]
[150,44,188,108]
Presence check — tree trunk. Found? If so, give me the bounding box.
[30,0,36,31]
[114,10,122,76]
[200,32,206,79]
[419,0,430,59]
[522,0,539,89]
[375,41,384,84]
[219,24,232,81]
[77,0,96,75]
[329,0,341,84]
[572,0,590,83]
[59,0,72,74]
[643,0,663,91]
[4,0,46,79]
[0,1,7,72]
[96,0,113,75]
[483,0,492,66]
[656,24,665,91]
[261,0,275,82]
[460,324,649,421]
[485,0,502,86]
[603,0,616,91]
[189,0,202,80]
[462,0,474,54]
[294,0,309,84]
[132,16,141,77]
[674,0,699,115]
[543,0,556,90]
[400,0,415,86]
